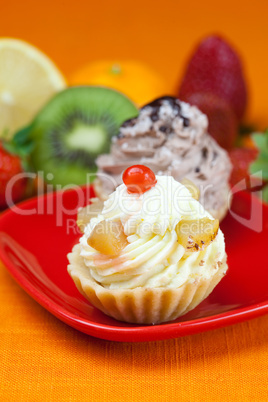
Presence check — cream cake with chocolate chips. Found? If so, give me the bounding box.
[96,96,232,221]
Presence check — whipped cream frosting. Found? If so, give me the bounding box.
[80,175,226,290]
[96,97,232,219]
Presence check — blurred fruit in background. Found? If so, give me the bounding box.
[228,131,268,199]
[229,146,259,190]
[0,33,267,208]
[0,38,66,140]
[10,86,138,187]
[69,60,172,106]
[179,35,248,121]
[0,142,27,208]
[178,35,248,150]
[183,92,238,150]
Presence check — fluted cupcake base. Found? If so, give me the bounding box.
[68,244,228,325]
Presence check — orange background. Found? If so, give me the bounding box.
[1,1,268,401]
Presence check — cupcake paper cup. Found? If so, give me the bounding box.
[68,244,228,325]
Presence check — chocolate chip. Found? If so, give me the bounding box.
[202,147,208,159]
[195,167,200,173]
[159,125,167,132]
[151,111,159,121]
[121,118,136,128]
[159,125,172,134]
[146,96,177,109]
[183,117,190,127]
[197,173,206,180]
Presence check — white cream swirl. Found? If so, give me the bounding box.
[80,175,226,290]
[100,175,208,237]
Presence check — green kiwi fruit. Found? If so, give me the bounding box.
[14,86,138,186]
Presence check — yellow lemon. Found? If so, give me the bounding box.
[0,38,66,139]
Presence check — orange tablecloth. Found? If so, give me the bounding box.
[1,1,268,400]
[1,260,268,401]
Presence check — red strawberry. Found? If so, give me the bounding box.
[184,92,238,150]
[229,147,259,190]
[0,143,27,208]
[179,35,248,121]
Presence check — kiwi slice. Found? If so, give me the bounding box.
[15,86,138,186]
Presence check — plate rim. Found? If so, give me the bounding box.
[0,188,268,342]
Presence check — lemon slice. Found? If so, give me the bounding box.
[0,38,66,139]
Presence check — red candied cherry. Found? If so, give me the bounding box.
[122,165,157,194]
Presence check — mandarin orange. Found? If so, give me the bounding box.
[69,60,173,106]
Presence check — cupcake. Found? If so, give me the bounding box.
[68,165,228,324]
[96,96,232,221]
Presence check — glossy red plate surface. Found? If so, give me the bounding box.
[0,186,267,342]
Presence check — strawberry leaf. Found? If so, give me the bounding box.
[250,158,268,178]
[13,124,33,146]
[262,185,268,204]
[252,132,268,156]
[3,124,35,159]
[250,131,268,179]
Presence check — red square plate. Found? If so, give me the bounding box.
[0,186,267,342]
